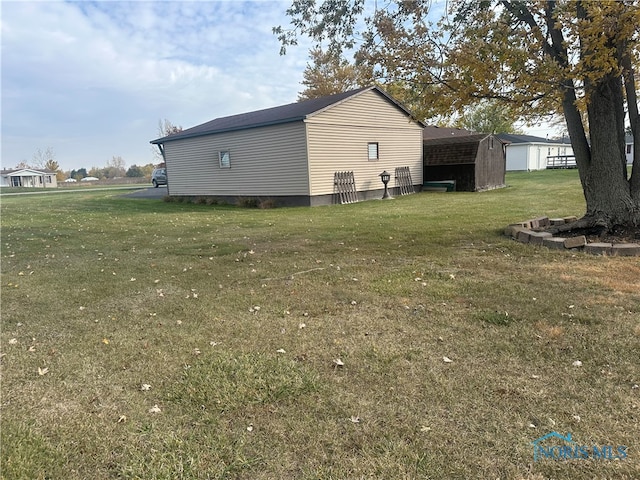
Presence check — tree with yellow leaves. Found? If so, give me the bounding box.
[276,0,640,231]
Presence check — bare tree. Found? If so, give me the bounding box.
[31,147,56,169]
[152,119,183,164]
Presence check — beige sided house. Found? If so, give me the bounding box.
[0,168,58,188]
[150,86,424,206]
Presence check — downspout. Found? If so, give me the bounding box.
[156,143,166,163]
[156,143,169,195]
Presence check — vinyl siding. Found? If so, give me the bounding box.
[305,90,423,196]
[164,122,309,196]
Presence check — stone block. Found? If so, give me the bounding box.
[517,229,535,243]
[531,216,550,229]
[543,237,567,250]
[563,216,578,224]
[529,231,553,245]
[550,218,566,226]
[563,236,587,249]
[504,224,528,238]
[585,243,613,255]
[611,243,640,257]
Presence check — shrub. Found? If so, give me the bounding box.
[237,197,259,208]
[259,198,278,209]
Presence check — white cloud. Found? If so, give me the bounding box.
[1,1,310,170]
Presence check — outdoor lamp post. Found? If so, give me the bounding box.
[379,170,392,199]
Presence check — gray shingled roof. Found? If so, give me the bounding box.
[423,133,491,146]
[151,86,421,144]
[497,133,563,144]
[422,125,476,140]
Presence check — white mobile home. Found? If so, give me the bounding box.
[0,168,58,188]
[150,87,424,206]
[497,134,574,171]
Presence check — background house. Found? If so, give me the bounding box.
[497,133,574,171]
[422,127,507,192]
[0,168,58,188]
[625,135,634,164]
[150,87,424,206]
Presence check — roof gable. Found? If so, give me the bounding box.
[151,86,421,144]
[1,168,53,176]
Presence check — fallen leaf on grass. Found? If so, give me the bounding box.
[8,338,17,345]
[117,415,127,423]
[276,348,286,354]
[148,404,161,414]
[333,358,344,367]
[38,367,49,376]
[420,425,432,432]
[28,345,36,352]
[141,384,151,391]
[442,356,453,363]
[572,360,583,367]
[350,416,361,423]
[102,338,110,345]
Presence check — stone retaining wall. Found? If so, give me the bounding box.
[504,216,640,256]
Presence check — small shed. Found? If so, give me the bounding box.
[150,86,424,206]
[423,132,507,192]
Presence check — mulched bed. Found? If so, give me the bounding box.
[560,225,640,243]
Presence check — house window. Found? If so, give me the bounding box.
[367,142,379,161]
[489,136,494,149]
[219,150,231,168]
[627,144,632,154]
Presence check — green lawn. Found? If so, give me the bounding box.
[1,170,638,479]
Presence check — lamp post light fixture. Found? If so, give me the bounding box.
[379,170,393,200]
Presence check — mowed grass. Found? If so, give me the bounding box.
[1,170,639,479]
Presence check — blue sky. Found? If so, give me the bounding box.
[2,1,312,171]
[2,0,554,173]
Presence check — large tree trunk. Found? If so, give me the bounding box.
[551,1,640,232]
[573,75,640,229]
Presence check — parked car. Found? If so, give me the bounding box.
[81,176,99,182]
[64,178,77,183]
[151,168,167,187]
